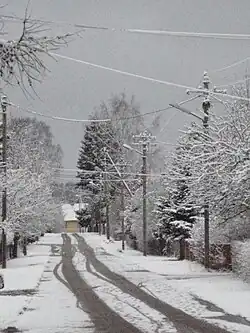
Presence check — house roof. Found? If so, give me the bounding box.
[62,204,78,222]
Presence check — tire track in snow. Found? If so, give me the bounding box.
[74,233,232,333]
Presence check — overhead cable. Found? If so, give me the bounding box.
[51,53,250,103]
[3,14,250,40]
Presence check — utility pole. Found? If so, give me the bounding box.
[133,130,155,256]
[99,172,102,236]
[245,70,250,109]
[120,163,125,250]
[202,73,210,270]
[142,141,147,257]
[118,157,132,251]
[1,95,8,269]
[103,148,110,240]
[185,71,226,269]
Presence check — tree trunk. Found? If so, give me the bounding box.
[13,233,20,258]
[179,238,185,260]
[23,237,27,256]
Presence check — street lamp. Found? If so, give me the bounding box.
[122,143,143,156]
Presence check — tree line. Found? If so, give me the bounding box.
[76,87,250,258]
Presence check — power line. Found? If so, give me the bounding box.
[7,95,204,124]
[54,167,163,177]
[211,56,250,74]
[215,76,250,88]
[9,102,111,123]
[3,14,250,40]
[51,53,250,103]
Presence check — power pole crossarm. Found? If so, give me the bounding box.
[105,150,133,198]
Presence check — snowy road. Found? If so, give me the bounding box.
[61,233,142,333]
[72,233,232,333]
[2,233,247,333]
[13,241,94,333]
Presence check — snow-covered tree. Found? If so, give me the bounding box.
[0,6,72,91]
[76,118,120,191]
[75,207,92,229]
[0,117,63,237]
[155,132,198,243]
[164,85,250,245]
[95,94,164,238]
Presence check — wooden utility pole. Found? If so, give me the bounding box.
[1,95,8,269]
[99,173,102,235]
[103,148,110,240]
[118,158,132,251]
[185,71,227,269]
[133,130,155,256]
[142,141,147,257]
[202,73,211,269]
[120,164,125,251]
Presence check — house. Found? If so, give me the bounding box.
[62,204,80,233]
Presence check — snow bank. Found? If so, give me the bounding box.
[232,239,250,283]
[82,233,207,276]
[0,242,51,329]
[1,243,50,291]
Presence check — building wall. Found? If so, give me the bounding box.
[65,220,79,233]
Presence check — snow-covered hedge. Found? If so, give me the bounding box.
[0,231,14,245]
[232,239,250,283]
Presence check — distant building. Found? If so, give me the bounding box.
[62,204,80,233]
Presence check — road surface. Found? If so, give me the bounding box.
[4,234,235,333]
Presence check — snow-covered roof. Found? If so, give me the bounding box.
[62,204,78,222]
[64,210,78,222]
[62,204,72,212]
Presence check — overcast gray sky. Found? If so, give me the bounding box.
[4,0,250,170]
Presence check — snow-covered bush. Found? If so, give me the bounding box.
[232,239,250,282]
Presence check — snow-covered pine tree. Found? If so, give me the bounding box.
[155,133,198,244]
[75,207,92,229]
[76,118,120,193]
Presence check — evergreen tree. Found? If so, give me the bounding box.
[76,119,120,192]
[155,136,198,241]
[76,208,91,229]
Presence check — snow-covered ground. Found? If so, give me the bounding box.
[16,249,94,333]
[0,242,51,329]
[0,234,94,333]
[73,250,177,333]
[2,233,250,333]
[78,233,250,333]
